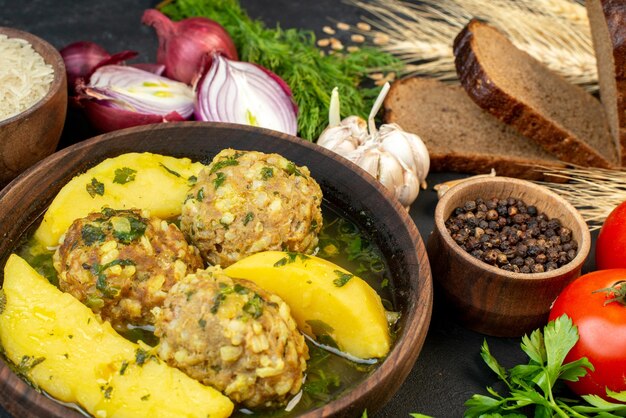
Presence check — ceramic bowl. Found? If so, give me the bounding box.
[427,176,590,337]
[0,122,433,418]
[0,27,67,188]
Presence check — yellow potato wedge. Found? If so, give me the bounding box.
[224,251,390,359]
[0,254,233,418]
[34,152,205,247]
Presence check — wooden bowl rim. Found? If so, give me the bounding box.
[433,176,591,281]
[0,26,66,126]
[0,122,433,418]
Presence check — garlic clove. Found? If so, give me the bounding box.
[377,151,404,194]
[318,115,369,156]
[346,144,380,178]
[378,123,430,189]
[395,169,421,209]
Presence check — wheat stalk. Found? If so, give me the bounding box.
[535,166,626,230]
[346,0,598,91]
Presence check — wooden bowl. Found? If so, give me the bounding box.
[427,176,590,337]
[0,27,67,188]
[0,122,433,418]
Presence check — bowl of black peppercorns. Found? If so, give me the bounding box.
[426,176,590,337]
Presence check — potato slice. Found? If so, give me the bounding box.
[0,254,234,418]
[34,152,205,247]
[224,251,390,359]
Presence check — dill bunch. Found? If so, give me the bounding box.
[159,0,401,140]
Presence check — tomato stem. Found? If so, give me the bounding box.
[592,280,626,306]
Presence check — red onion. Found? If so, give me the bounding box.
[60,41,137,94]
[195,54,298,136]
[142,9,238,85]
[75,65,194,132]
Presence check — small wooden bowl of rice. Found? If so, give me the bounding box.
[0,27,66,188]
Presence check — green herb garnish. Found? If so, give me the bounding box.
[261,167,274,180]
[243,293,264,319]
[160,0,402,140]
[135,348,148,366]
[141,394,151,401]
[243,212,254,226]
[333,270,353,287]
[81,224,106,246]
[187,175,198,186]
[198,318,207,329]
[273,252,309,267]
[86,178,105,198]
[17,355,46,375]
[159,163,181,177]
[112,216,147,244]
[119,360,129,375]
[197,187,205,201]
[91,259,135,297]
[209,156,239,174]
[213,172,226,189]
[285,162,303,177]
[113,167,137,184]
[463,315,626,417]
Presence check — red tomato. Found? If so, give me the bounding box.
[549,269,626,400]
[596,200,626,269]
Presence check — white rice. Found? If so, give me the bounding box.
[0,34,54,121]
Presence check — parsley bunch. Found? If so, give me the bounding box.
[160,0,401,140]
[466,315,626,417]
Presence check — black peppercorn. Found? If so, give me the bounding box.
[444,196,578,274]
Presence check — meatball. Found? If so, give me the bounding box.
[53,208,204,331]
[154,266,308,409]
[181,149,323,267]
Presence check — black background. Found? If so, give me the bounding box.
[0,1,599,417]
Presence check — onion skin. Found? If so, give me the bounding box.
[60,41,137,95]
[142,9,238,85]
[81,101,186,133]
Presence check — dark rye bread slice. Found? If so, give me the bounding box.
[587,0,626,165]
[383,77,563,180]
[453,19,617,168]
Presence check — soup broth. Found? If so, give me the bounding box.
[12,201,397,417]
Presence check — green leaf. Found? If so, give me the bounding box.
[113,167,137,184]
[86,178,105,198]
[333,270,353,287]
[463,394,505,417]
[606,389,626,403]
[480,340,508,382]
[559,357,593,382]
[409,414,433,418]
[520,328,546,365]
[543,314,579,386]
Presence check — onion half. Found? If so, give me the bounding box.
[195,54,298,136]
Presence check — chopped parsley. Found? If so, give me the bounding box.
[81,224,106,246]
[112,216,147,244]
[261,166,274,180]
[198,318,207,329]
[197,187,205,202]
[141,394,150,401]
[86,178,105,198]
[0,289,5,315]
[187,175,198,186]
[91,259,135,297]
[243,212,254,226]
[135,348,149,366]
[274,252,310,267]
[113,167,137,184]
[243,293,264,319]
[285,162,303,177]
[17,355,46,375]
[119,360,129,375]
[333,270,354,287]
[213,172,226,189]
[101,385,113,399]
[159,163,181,177]
[209,156,240,174]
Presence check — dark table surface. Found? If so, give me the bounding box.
[0,1,599,417]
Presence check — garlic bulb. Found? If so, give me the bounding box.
[317,82,430,208]
[317,88,369,156]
